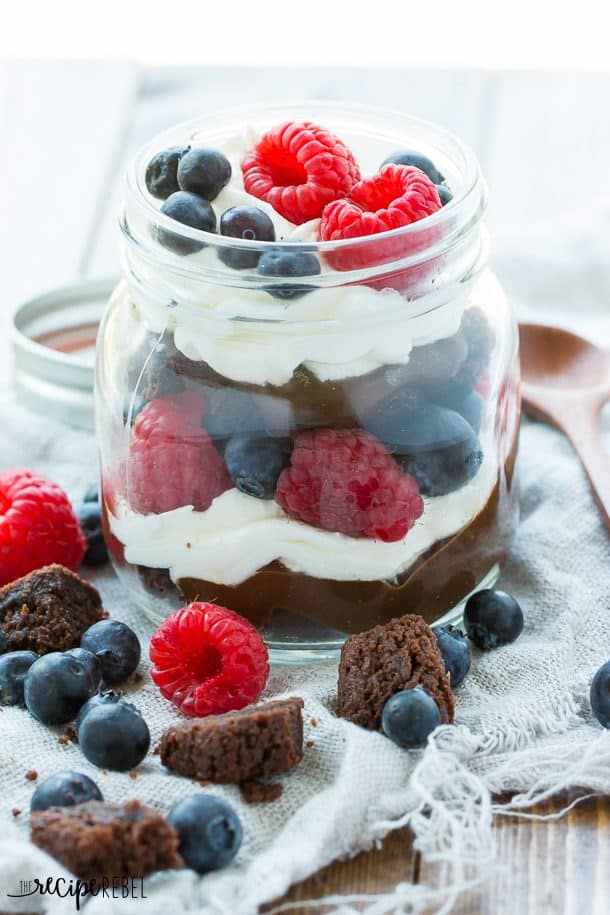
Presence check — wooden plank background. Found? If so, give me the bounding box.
[0,62,608,913]
[264,795,609,915]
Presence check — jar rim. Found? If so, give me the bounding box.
[122,100,486,286]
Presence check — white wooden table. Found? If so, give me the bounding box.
[0,61,609,913]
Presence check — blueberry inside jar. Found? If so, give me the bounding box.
[96,102,520,659]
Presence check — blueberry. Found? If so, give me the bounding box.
[76,690,140,733]
[202,387,267,444]
[145,146,189,199]
[156,191,216,256]
[396,334,468,387]
[436,184,453,206]
[177,148,231,201]
[225,435,293,499]
[167,795,242,874]
[452,308,495,392]
[80,620,141,686]
[382,150,444,185]
[30,771,103,812]
[381,687,441,749]
[590,661,610,728]
[257,247,321,299]
[79,702,150,771]
[218,206,275,269]
[77,503,108,566]
[434,626,471,688]
[66,648,104,684]
[0,650,37,706]
[24,651,103,725]
[140,336,186,400]
[83,484,99,503]
[464,588,524,650]
[363,399,483,496]
[430,388,484,433]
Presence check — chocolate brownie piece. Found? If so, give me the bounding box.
[170,350,226,385]
[159,697,304,783]
[240,780,283,804]
[30,800,182,879]
[338,614,454,730]
[137,565,182,601]
[0,564,105,655]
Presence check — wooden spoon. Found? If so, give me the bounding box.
[519,323,610,533]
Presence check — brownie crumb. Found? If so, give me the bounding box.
[137,566,182,601]
[12,808,21,818]
[310,717,318,727]
[128,770,138,780]
[160,697,304,784]
[0,564,105,655]
[58,726,78,747]
[25,770,38,781]
[240,780,283,804]
[338,613,454,730]
[30,800,183,879]
[305,740,315,749]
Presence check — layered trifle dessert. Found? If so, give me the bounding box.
[96,103,520,655]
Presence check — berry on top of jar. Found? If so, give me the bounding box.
[144,119,451,267]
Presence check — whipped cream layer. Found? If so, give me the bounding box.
[127,126,490,386]
[110,450,498,588]
[127,278,477,387]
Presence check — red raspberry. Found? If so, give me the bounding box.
[127,391,231,515]
[149,602,269,717]
[276,428,423,542]
[0,469,86,586]
[319,164,441,271]
[133,389,205,441]
[241,121,361,225]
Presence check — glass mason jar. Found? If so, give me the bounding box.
[95,102,520,660]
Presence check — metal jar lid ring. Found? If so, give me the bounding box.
[11,277,116,432]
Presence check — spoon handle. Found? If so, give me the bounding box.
[562,404,610,535]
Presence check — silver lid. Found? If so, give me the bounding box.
[11,277,116,431]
